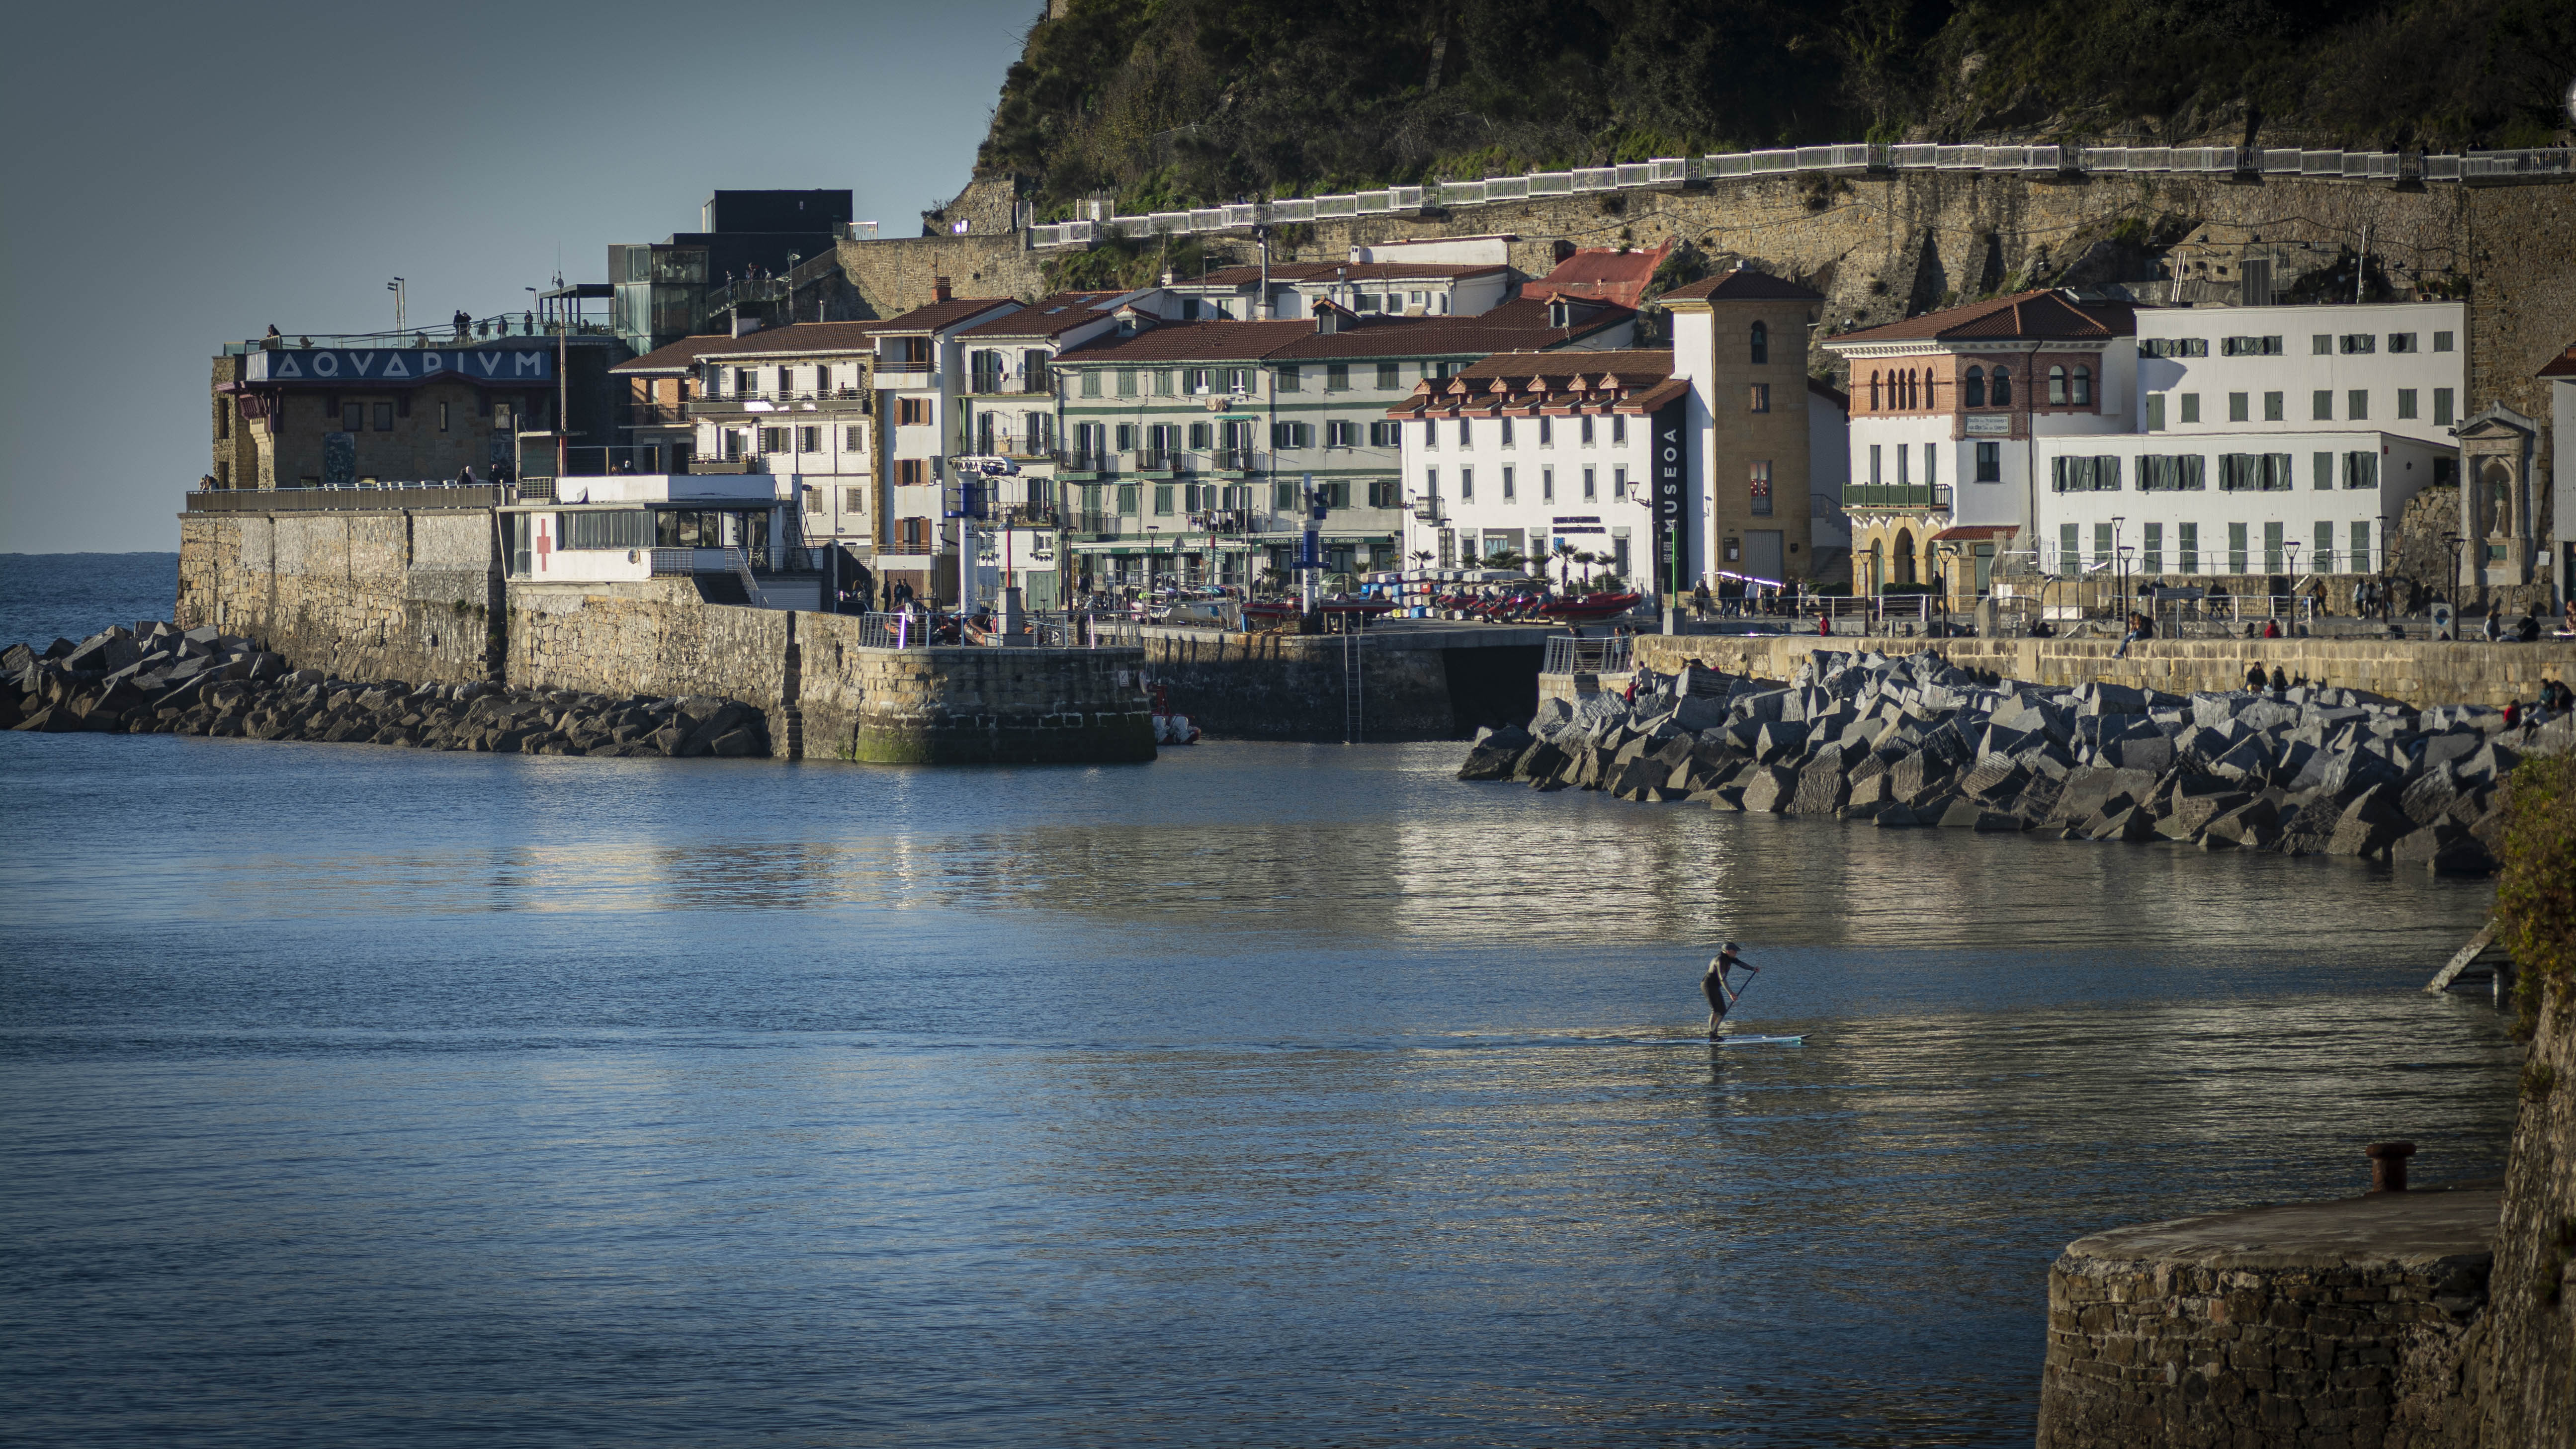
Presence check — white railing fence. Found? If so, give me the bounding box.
[1018,147,2572,248]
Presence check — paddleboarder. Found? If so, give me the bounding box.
[1703,943,1759,1037]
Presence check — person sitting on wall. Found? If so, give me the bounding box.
[2516,612,2541,643]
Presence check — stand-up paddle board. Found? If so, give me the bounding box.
[1711,1034,1804,1046]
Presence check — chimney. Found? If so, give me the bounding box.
[731,314,763,338]
[933,275,952,302]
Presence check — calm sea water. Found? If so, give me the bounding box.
[0,556,2519,1447]
[0,552,177,653]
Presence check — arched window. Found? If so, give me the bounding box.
[2072,365,2093,407]
[1902,370,1915,410]
[2048,365,2067,406]
[1869,371,1881,411]
[1894,529,1919,585]
[1868,539,1885,595]
[1964,365,1986,408]
[1991,369,2011,406]
[1912,370,1923,409]
[1750,320,1769,365]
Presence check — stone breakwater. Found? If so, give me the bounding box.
[6,622,769,759]
[1459,648,2575,872]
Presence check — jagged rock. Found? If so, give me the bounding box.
[1738,766,1797,812]
[2325,785,2408,858]
[1511,741,1566,781]
[1786,762,1850,816]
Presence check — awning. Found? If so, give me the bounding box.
[1930,524,2017,542]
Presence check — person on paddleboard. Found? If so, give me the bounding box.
[1703,943,1758,1037]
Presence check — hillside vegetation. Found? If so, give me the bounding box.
[976,0,2576,214]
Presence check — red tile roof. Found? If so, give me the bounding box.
[610,322,895,373]
[956,292,1126,339]
[873,296,1023,334]
[1389,346,1682,418]
[2538,341,2576,378]
[1659,267,1823,305]
[1520,242,1673,310]
[1268,298,1635,360]
[1053,319,1316,363]
[1827,289,2134,345]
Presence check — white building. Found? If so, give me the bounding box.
[2037,301,2466,580]
[1154,259,1517,323]
[1390,348,1684,582]
[867,288,1028,602]
[610,320,885,575]
[1822,291,2469,597]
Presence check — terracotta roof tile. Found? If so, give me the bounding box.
[874,296,1023,333]
[955,292,1125,339]
[1053,320,1315,363]
[2538,341,2576,379]
[1827,290,2134,345]
[611,322,894,372]
[1520,242,1673,310]
[1659,267,1823,304]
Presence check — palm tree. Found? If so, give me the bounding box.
[1551,540,1580,590]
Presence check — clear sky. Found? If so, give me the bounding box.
[0,0,1037,554]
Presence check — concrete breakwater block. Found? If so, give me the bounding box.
[7,621,770,759]
[1465,647,2576,874]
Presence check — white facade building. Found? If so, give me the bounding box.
[1393,349,1680,582]
[2036,301,2467,579]
[868,291,1028,602]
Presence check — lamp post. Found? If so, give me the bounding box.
[387,277,405,336]
[2110,515,2126,617]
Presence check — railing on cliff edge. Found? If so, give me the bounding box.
[1021,145,2574,250]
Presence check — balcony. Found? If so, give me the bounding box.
[1132,449,1174,477]
[624,401,689,426]
[691,388,872,418]
[1844,482,1953,510]
[1195,447,1253,475]
[965,369,1052,396]
[1058,449,1114,479]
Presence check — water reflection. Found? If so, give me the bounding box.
[0,731,2519,1447]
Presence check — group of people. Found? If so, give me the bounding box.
[1690,580,1822,619]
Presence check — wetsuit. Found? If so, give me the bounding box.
[1703,953,1752,1034]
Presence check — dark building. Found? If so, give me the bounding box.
[610,190,854,356]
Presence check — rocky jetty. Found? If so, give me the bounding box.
[1458,648,2576,874]
[5,623,771,759]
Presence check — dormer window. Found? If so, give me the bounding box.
[1547,299,1571,328]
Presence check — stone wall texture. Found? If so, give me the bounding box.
[2479,990,2576,1449]
[1141,628,1544,741]
[176,509,501,685]
[1621,633,2576,709]
[507,582,1154,763]
[179,511,1155,763]
[2036,1191,2499,1449]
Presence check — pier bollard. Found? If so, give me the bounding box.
[2365,1140,2417,1193]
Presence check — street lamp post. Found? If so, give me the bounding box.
[2110,515,2125,619]
[387,277,405,336]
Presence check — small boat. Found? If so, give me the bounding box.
[1150,684,1200,745]
[1538,591,1645,623]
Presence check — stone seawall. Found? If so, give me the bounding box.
[2037,1187,2499,1449]
[1143,627,1543,741]
[1618,634,2576,710]
[509,582,1154,763]
[177,511,500,686]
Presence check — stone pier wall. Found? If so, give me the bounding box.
[509,581,1153,763]
[176,510,500,686]
[2037,1189,2500,1449]
[1141,627,1544,741]
[1620,634,2576,709]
